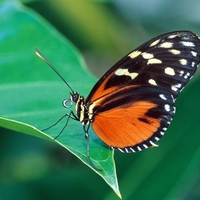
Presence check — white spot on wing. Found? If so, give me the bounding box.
[125,148,129,153]
[115,68,138,80]
[159,94,167,100]
[168,34,177,39]
[149,39,160,47]
[142,52,154,59]
[169,49,181,55]
[179,59,187,65]
[159,42,173,48]
[165,67,175,76]
[171,83,182,92]
[164,104,171,112]
[130,148,135,152]
[137,146,142,151]
[179,70,184,76]
[150,141,159,147]
[181,41,195,47]
[171,85,178,91]
[118,148,124,153]
[162,127,167,131]
[191,62,196,67]
[160,131,165,136]
[143,144,148,149]
[176,83,182,88]
[191,51,197,57]
[184,72,190,79]
[148,79,157,86]
[147,58,162,65]
[129,50,142,59]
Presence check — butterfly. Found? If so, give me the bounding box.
[36,31,200,170]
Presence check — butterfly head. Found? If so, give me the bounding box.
[70,92,80,103]
[62,92,82,109]
[62,92,86,124]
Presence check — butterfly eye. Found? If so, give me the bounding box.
[62,98,73,108]
[70,92,80,103]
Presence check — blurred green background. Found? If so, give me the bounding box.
[1,0,200,199]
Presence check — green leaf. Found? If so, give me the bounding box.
[0,1,121,198]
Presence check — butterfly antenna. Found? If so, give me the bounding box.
[35,48,74,93]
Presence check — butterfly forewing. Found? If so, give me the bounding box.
[86,31,200,103]
[85,31,200,152]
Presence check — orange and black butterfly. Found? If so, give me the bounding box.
[36,31,200,169]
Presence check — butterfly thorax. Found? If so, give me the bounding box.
[70,92,93,126]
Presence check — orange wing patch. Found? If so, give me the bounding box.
[92,101,160,148]
[87,71,118,103]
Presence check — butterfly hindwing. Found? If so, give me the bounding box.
[91,85,175,152]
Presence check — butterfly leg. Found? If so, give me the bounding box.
[42,113,70,132]
[83,125,102,171]
[41,111,78,139]
[53,111,79,140]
